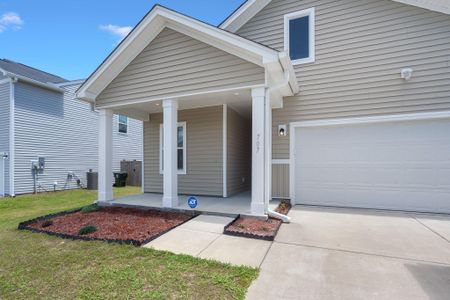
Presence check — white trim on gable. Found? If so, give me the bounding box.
[219,0,272,32]
[76,5,293,103]
[394,0,450,14]
[220,0,450,33]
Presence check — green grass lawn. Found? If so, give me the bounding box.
[0,188,258,299]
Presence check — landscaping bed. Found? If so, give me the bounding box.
[19,206,194,246]
[224,201,291,241]
[2,188,258,299]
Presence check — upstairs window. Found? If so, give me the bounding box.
[284,8,315,65]
[118,115,128,134]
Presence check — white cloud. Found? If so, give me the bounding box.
[99,24,132,40]
[0,12,24,33]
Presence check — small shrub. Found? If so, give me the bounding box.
[79,225,97,235]
[276,200,291,214]
[81,204,102,214]
[41,220,54,228]
[237,224,246,229]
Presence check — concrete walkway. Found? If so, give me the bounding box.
[144,215,272,268]
[144,207,450,299]
[247,206,450,300]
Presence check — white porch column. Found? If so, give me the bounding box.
[265,92,272,210]
[162,99,179,207]
[98,108,113,202]
[251,87,267,215]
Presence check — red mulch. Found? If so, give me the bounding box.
[28,207,192,243]
[226,217,281,238]
[225,201,292,239]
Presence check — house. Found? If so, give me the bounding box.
[77,0,450,216]
[0,59,143,196]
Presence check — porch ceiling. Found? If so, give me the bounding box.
[114,88,253,120]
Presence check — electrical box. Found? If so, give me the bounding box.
[38,157,45,169]
[31,157,45,171]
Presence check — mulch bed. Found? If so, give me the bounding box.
[224,201,292,241]
[19,207,194,246]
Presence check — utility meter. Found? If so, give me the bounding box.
[31,157,45,171]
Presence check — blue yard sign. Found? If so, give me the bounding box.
[187,196,198,209]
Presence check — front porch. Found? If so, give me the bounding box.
[76,6,298,217]
[103,192,281,217]
[104,192,253,216]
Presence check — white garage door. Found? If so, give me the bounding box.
[294,118,450,213]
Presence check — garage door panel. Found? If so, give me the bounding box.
[294,119,450,213]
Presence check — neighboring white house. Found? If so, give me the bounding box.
[77,1,450,215]
[0,59,143,196]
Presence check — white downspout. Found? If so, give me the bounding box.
[265,67,292,223]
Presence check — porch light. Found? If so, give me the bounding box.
[278,124,288,137]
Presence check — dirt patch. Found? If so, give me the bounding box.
[20,207,193,246]
[224,201,291,241]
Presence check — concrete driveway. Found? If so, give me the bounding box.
[247,206,450,300]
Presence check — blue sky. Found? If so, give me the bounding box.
[0,0,245,80]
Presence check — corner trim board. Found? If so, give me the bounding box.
[9,79,15,196]
[223,104,228,198]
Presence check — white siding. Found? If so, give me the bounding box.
[97,28,265,106]
[237,0,450,159]
[13,82,98,194]
[0,82,10,195]
[12,82,143,195]
[112,115,143,172]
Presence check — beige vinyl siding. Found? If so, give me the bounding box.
[237,0,450,159]
[272,164,289,199]
[97,28,265,106]
[226,106,251,196]
[144,106,223,196]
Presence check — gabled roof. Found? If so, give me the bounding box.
[77,5,298,102]
[0,59,68,84]
[220,0,450,32]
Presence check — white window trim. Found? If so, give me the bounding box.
[118,115,129,134]
[159,122,187,175]
[284,7,315,65]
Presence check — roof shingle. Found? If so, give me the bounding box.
[0,59,68,84]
